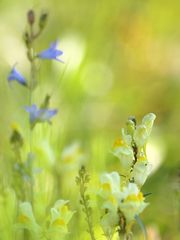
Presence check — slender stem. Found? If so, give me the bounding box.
[27,24,37,205]
[117,209,127,240]
[33,29,42,39]
[29,59,36,205]
[77,167,96,240]
[81,192,95,240]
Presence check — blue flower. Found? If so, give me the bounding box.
[37,40,63,62]
[25,104,58,127]
[8,67,27,86]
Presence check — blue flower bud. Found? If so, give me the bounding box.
[8,67,27,86]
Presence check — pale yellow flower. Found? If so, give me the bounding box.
[17,202,41,234]
[112,134,134,170]
[132,160,152,187]
[49,200,74,234]
[119,183,148,222]
[99,172,123,212]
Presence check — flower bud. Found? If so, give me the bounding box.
[39,12,48,30]
[27,10,35,25]
[126,119,135,136]
[128,116,136,126]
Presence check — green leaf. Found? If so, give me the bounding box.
[134,215,147,240]
[143,192,152,198]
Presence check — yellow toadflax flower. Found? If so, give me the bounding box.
[49,200,75,234]
[17,202,41,234]
[61,142,85,171]
[119,183,149,222]
[99,172,121,201]
[111,129,134,170]
[131,157,152,187]
[99,171,124,226]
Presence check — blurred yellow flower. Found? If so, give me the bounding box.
[49,200,75,234]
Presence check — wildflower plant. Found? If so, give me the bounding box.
[98,113,156,239]
[75,113,156,240]
[4,9,74,240]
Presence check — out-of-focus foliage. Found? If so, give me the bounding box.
[0,0,180,239]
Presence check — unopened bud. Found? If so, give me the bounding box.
[126,119,135,136]
[40,94,51,108]
[128,116,136,126]
[39,12,48,30]
[27,9,35,25]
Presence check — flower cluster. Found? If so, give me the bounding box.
[98,113,156,238]
[17,200,74,238]
[112,113,156,186]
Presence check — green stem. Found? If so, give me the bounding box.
[81,193,96,240]
[27,24,36,205]
[29,59,35,205]
[77,167,96,240]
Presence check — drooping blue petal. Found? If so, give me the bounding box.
[25,104,39,123]
[8,67,27,86]
[37,40,63,62]
[39,109,58,122]
[50,41,58,49]
[25,104,58,126]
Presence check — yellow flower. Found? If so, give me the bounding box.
[99,172,120,199]
[17,202,41,234]
[119,183,149,222]
[113,138,125,148]
[49,200,74,234]
[52,218,66,227]
[131,161,152,187]
[125,192,144,202]
[61,142,84,170]
[112,129,134,170]
[99,172,123,212]
[18,214,29,223]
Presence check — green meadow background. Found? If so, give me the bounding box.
[0,0,179,239]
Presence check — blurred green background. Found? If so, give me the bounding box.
[0,0,180,239]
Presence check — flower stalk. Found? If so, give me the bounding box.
[76,166,96,240]
[25,10,37,205]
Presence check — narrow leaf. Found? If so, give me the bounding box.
[143,192,152,198]
[134,215,147,240]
